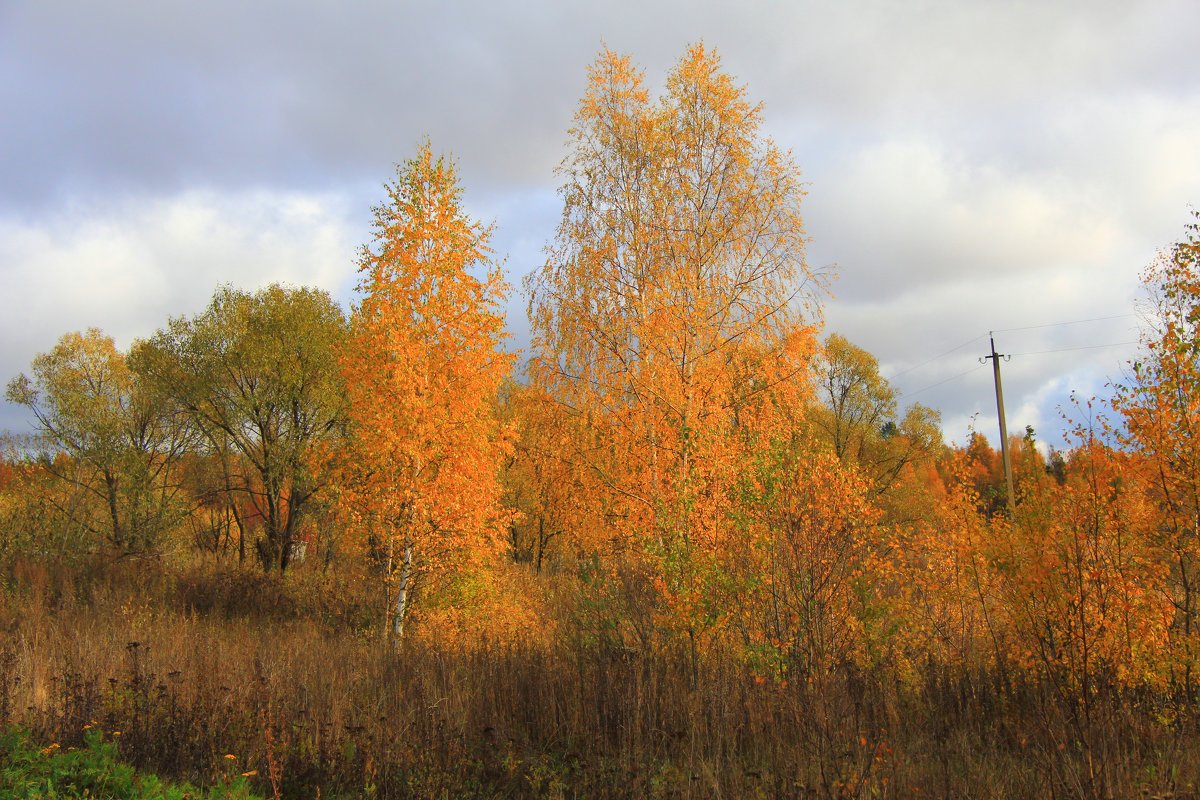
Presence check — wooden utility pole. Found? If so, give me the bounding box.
[983,334,1016,513]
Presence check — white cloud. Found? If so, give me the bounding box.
[0,190,362,431]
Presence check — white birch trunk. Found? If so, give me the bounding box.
[391,536,413,650]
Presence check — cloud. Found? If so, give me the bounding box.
[1,0,1198,446]
[0,189,361,431]
[803,87,1199,444]
[0,0,592,208]
[7,0,1187,208]
[808,139,1124,299]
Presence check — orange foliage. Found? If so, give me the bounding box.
[525,44,823,654]
[1002,437,1171,690]
[741,444,882,675]
[339,143,514,642]
[1114,212,1200,691]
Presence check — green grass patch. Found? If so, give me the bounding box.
[0,726,261,799]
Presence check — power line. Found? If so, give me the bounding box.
[897,340,1138,402]
[1007,340,1139,357]
[901,362,988,399]
[882,314,1139,383]
[992,313,1137,334]
[887,333,988,380]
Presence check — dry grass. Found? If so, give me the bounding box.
[2,557,1199,799]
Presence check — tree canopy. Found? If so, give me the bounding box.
[339,143,513,645]
[133,284,347,571]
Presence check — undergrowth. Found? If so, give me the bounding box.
[0,724,261,799]
[2,556,1199,799]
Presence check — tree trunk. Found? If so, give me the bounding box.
[391,537,413,651]
[104,468,124,550]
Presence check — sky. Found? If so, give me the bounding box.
[2,0,1198,450]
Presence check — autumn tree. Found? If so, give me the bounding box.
[526,44,824,660]
[812,333,942,497]
[340,144,512,647]
[500,381,584,575]
[5,328,193,554]
[736,440,881,675]
[958,431,1012,518]
[1003,429,1169,697]
[177,435,254,562]
[1114,210,1200,696]
[133,284,347,572]
[0,436,59,559]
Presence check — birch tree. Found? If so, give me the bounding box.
[526,44,824,658]
[340,143,512,648]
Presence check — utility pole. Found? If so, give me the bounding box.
[982,334,1016,513]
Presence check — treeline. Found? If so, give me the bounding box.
[3,44,1200,797]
